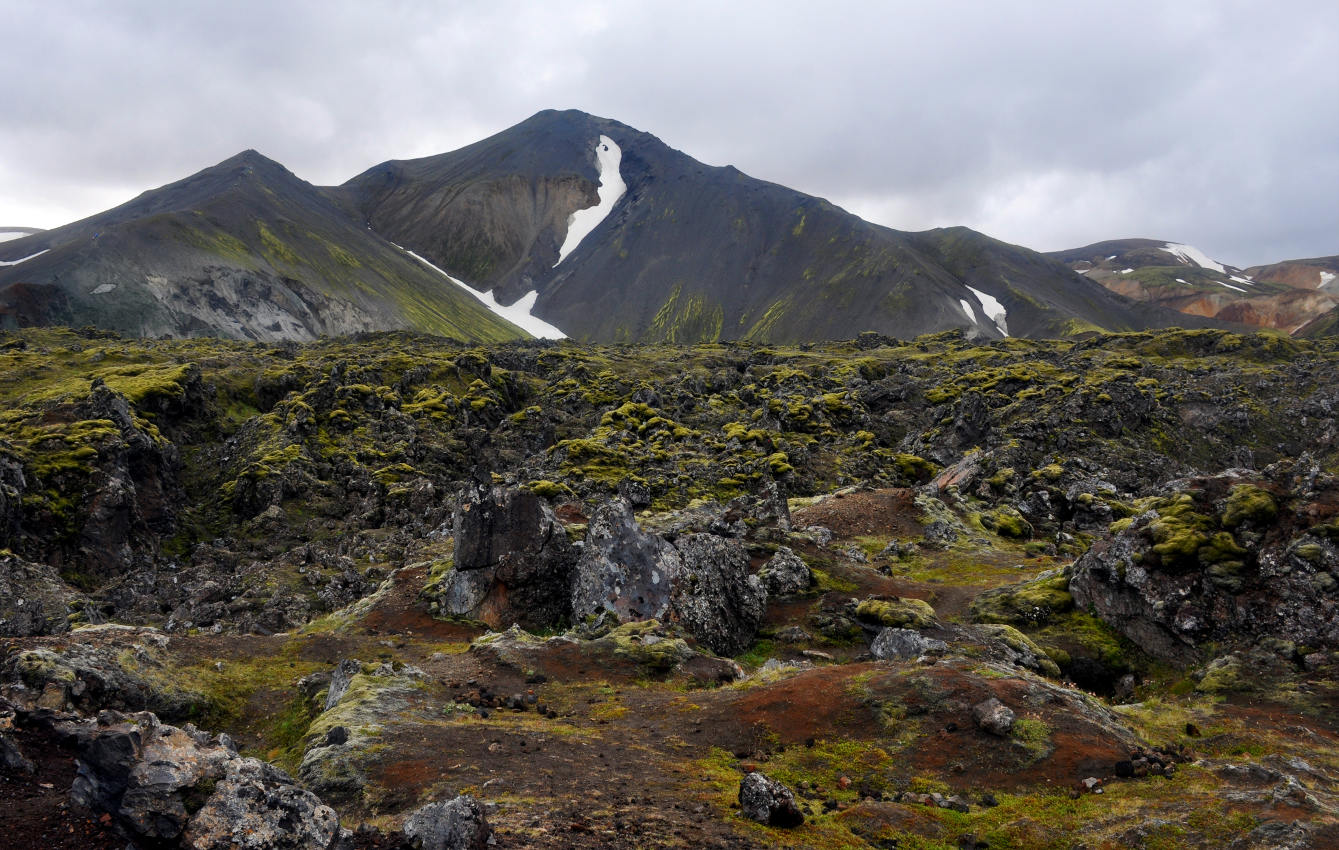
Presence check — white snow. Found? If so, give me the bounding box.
[1160,243,1226,274]
[1120,268,1134,274]
[959,299,976,324]
[1217,280,1248,293]
[1229,275,1255,287]
[555,135,626,266]
[399,246,566,339]
[1106,254,1117,260]
[0,230,34,243]
[1175,278,1189,284]
[0,249,48,267]
[91,283,117,294]
[966,285,1008,336]
[1319,271,1336,290]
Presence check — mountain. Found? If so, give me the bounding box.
[0,152,527,342]
[0,227,43,243]
[340,109,1207,343]
[1049,239,1338,334]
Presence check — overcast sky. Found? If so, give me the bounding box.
[1,1,1335,267]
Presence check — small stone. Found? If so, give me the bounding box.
[738,772,805,828]
[971,698,1015,736]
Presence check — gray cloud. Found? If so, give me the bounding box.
[1,0,1334,266]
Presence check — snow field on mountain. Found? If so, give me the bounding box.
[0,249,48,266]
[400,247,566,339]
[1161,243,1226,274]
[555,135,626,266]
[966,285,1008,336]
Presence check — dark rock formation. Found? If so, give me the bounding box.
[758,546,811,596]
[972,698,1016,736]
[1070,468,1339,664]
[439,481,578,630]
[870,627,948,660]
[570,499,680,622]
[667,533,767,656]
[401,795,492,850]
[0,553,84,636]
[738,771,805,827]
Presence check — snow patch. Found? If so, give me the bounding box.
[0,230,34,244]
[0,249,48,267]
[1120,268,1134,274]
[1160,243,1226,274]
[1319,271,1336,290]
[555,135,626,266]
[1217,280,1247,293]
[1106,254,1117,260]
[1175,278,1188,284]
[959,299,976,324]
[966,285,1008,336]
[1229,275,1255,286]
[91,283,117,295]
[399,246,566,339]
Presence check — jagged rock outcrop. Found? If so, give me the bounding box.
[2,628,207,719]
[571,499,680,622]
[666,533,767,656]
[1070,467,1339,664]
[436,481,578,630]
[69,710,341,850]
[0,552,85,636]
[757,546,811,596]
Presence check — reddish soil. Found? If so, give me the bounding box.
[791,488,923,540]
[0,723,122,850]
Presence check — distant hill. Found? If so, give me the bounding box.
[0,151,526,342]
[1049,239,1336,335]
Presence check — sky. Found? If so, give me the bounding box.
[1,0,1335,268]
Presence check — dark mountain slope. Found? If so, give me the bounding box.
[343,109,1214,343]
[0,151,526,342]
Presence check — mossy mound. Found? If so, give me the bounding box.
[855,597,937,630]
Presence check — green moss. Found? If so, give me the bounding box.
[981,505,1032,539]
[1221,484,1277,528]
[607,620,692,671]
[893,453,939,483]
[855,597,937,629]
[970,572,1073,626]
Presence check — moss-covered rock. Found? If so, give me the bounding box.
[855,597,937,630]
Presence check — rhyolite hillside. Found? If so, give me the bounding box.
[1051,239,1338,334]
[2,325,1339,848]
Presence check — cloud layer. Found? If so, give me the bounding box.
[1,0,1334,266]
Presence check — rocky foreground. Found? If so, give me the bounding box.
[2,326,1339,848]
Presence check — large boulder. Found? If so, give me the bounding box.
[571,500,681,622]
[437,481,578,630]
[668,533,767,656]
[402,795,492,850]
[1070,471,1339,664]
[71,711,341,850]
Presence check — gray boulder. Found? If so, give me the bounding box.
[758,546,811,596]
[183,758,341,850]
[738,771,804,827]
[571,500,680,622]
[669,533,767,656]
[0,552,85,637]
[402,795,493,850]
[71,710,341,850]
[438,482,578,630]
[870,627,947,660]
[972,697,1016,736]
